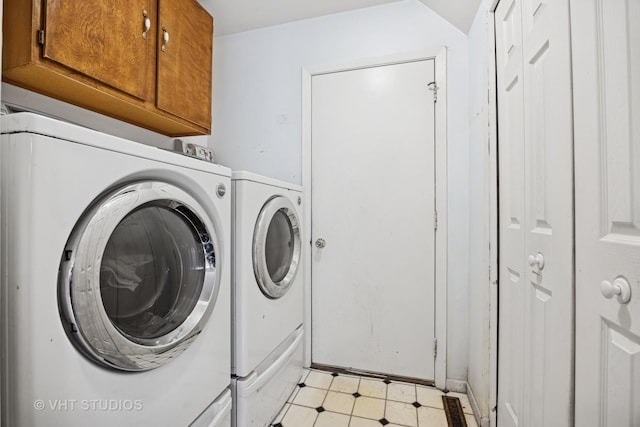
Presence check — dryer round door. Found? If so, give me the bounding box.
[59,181,222,371]
[252,195,301,299]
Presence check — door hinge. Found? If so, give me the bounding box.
[428,81,439,102]
[434,210,438,231]
[37,30,45,45]
[433,338,438,358]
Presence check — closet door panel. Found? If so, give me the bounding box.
[573,0,640,425]
[496,1,526,425]
[496,0,573,425]
[521,0,574,425]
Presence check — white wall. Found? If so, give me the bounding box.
[211,0,471,381]
[467,1,492,423]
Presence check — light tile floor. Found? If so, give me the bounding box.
[271,369,478,427]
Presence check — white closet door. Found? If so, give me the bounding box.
[520,0,574,425]
[496,0,574,425]
[496,1,526,425]
[572,0,640,425]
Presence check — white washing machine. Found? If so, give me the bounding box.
[0,113,232,427]
[231,172,305,427]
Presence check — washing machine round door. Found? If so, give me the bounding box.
[253,195,301,299]
[59,181,222,371]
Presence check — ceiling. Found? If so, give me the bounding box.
[418,0,483,33]
[198,0,483,37]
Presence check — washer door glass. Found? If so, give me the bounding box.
[100,205,204,340]
[253,196,301,299]
[59,182,221,371]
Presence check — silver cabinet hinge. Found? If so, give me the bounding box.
[37,30,45,45]
[434,210,438,231]
[428,81,439,102]
[433,338,438,358]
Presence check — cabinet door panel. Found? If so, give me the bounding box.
[43,0,156,101]
[157,0,212,131]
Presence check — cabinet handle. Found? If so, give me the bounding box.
[142,10,151,40]
[161,25,170,52]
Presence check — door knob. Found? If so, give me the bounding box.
[600,277,632,304]
[527,253,545,270]
[315,238,326,249]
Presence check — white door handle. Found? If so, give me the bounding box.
[600,277,632,304]
[527,253,545,270]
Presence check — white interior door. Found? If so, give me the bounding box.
[311,59,436,380]
[496,0,574,425]
[572,0,640,425]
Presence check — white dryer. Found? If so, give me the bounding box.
[231,172,305,427]
[0,113,232,427]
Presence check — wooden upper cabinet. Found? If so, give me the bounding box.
[2,0,213,136]
[157,0,213,130]
[43,0,156,101]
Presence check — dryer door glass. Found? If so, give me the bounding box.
[265,209,295,283]
[59,182,221,371]
[253,196,301,299]
[100,205,204,340]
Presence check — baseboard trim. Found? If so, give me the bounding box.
[445,379,467,393]
[466,381,490,427]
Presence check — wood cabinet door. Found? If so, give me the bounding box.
[156,0,213,131]
[43,0,156,101]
